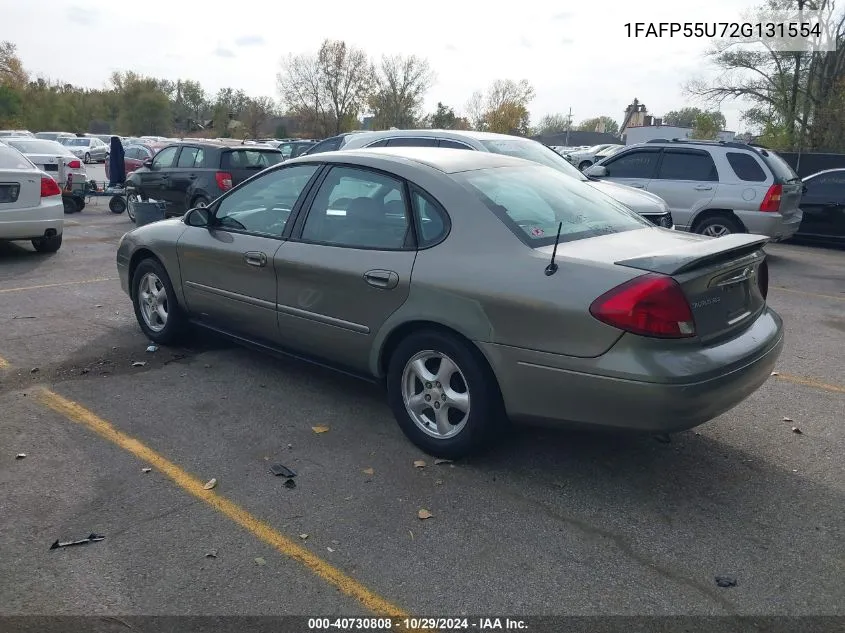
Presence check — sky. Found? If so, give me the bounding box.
[0,0,762,132]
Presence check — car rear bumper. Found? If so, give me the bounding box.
[738,209,802,241]
[480,307,784,433]
[0,198,64,239]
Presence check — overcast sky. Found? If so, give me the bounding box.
[0,0,759,132]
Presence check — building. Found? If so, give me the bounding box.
[619,98,735,145]
[531,130,620,147]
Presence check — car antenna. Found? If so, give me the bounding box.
[544,222,563,276]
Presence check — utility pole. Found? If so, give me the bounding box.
[564,107,572,146]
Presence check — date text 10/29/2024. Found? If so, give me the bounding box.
[307,617,528,630]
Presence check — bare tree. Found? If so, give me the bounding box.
[465,91,486,130]
[241,96,277,138]
[277,52,329,137]
[369,54,434,129]
[317,39,373,134]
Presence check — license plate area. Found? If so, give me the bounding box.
[0,183,20,203]
[42,164,59,172]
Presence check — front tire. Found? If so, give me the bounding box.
[73,197,85,212]
[127,192,146,223]
[131,258,186,345]
[191,195,210,209]
[84,152,91,164]
[32,233,62,253]
[386,329,507,458]
[63,197,76,214]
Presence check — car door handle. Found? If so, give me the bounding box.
[363,269,399,289]
[244,251,267,267]
[693,185,713,191]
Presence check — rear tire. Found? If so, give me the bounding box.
[131,258,187,345]
[386,329,507,458]
[32,233,62,253]
[73,197,85,212]
[109,195,126,214]
[191,195,210,209]
[695,214,742,237]
[84,152,91,164]
[578,160,592,170]
[63,198,76,214]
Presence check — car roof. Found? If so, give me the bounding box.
[290,146,532,174]
[347,129,529,144]
[803,167,845,179]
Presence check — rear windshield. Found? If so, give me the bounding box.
[0,147,35,169]
[221,150,283,170]
[456,164,651,247]
[5,139,71,155]
[757,149,800,182]
[479,139,588,181]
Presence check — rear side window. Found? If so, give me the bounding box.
[439,139,473,149]
[726,152,767,182]
[411,188,449,246]
[656,150,718,181]
[365,139,389,148]
[306,136,344,154]
[759,150,799,182]
[221,150,282,170]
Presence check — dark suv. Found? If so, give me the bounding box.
[126,141,283,218]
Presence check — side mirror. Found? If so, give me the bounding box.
[185,207,211,227]
[142,158,153,169]
[585,164,608,177]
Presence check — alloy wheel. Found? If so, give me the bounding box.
[138,272,168,332]
[401,350,471,439]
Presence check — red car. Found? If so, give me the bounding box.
[105,143,167,182]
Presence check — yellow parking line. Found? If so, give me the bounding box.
[771,286,845,302]
[34,389,409,619]
[0,277,118,294]
[0,355,9,370]
[775,373,845,394]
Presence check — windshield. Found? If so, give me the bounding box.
[62,138,90,146]
[479,139,588,181]
[6,139,72,155]
[456,164,650,247]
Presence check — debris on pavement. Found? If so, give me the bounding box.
[146,344,159,353]
[413,460,426,468]
[408,530,414,540]
[142,467,152,473]
[434,458,453,465]
[203,478,217,490]
[715,575,737,588]
[299,534,308,540]
[15,453,26,459]
[205,549,218,558]
[363,467,375,475]
[12,315,37,319]
[254,557,266,566]
[418,509,433,520]
[435,479,443,486]
[327,547,334,553]
[311,425,330,434]
[792,427,803,434]
[284,479,296,489]
[287,443,293,449]
[783,416,794,422]
[50,533,105,550]
[30,367,39,374]
[131,361,147,367]
[269,463,296,478]
[771,371,779,376]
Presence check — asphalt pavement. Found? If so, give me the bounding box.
[1,201,843,620]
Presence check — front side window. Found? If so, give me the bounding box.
[603,150,660,178]
[456,164,650,247]
[301,166,410,249]
[152,146,179,169]
[214,164,319,236]
[177,146,201,168]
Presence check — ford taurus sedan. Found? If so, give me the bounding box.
[116,147,784,457]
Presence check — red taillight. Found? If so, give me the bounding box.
[760,184,782,212]
[67,159,82,169]
[40,176,61,198]
[215,171,233,191]
[757,259,769,299]
[589,274,696,339]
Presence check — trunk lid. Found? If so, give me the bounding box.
[0,167,41,211]
[614,233,769,341]
[22,153,68,186]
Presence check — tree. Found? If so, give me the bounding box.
[277,51,329,137]
[576,116,619,135]
[466,79,535,134]
[430,102,457,128]
[317,39,373,134]
[686,0,845,151]
[535,113,571,135]
[369,54,434,129]
[690,112,722,139]
[663,107,725,129]
[0,84,22,126]
[241,96,277,137]
[0,41,27,88]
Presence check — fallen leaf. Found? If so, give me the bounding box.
[327,547,334,553]
[792,427,803,434]
[363,467,375,475]
[15,453,26,459]
[413,460,426,468]
[141,467,152,473]
[417,509,433,520]
[783,416,793,422]
[254,557,266,566]
[132,361,146,367]
[299,533,308,540]
[203,478,217,490]
[205,549,218,558]
[311,425,330,434]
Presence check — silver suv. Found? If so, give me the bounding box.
[584,139,803,240]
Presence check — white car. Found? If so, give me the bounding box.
[0,145,64,253]
[565,144,624,170]
[1,137,88,192]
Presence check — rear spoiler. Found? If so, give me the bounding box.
[615,234,770,276]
